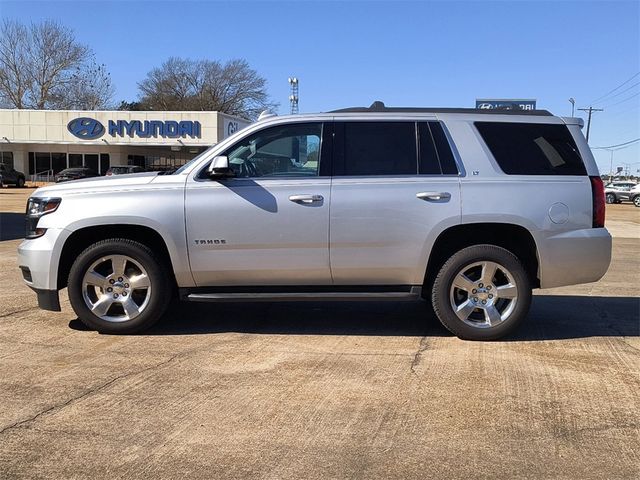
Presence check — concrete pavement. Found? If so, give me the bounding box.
[0,187,638,479]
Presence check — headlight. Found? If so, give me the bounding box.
[25,197,61,239]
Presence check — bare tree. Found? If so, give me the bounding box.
[137,57,277,119]
[0,19,114,109]
[51,61,114,110]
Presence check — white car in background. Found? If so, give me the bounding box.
[630,184,640,207]
[604,181,637,204]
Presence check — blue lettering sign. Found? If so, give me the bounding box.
[72,117,203,140]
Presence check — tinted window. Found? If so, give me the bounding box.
[429,122,458,174]
[100,153,110,175]
[418,122,459,175]
[69,154,83,168]
[418,123,440,174]
[475,122,586,175]
[340,122,417,176]
[224,123,322,178]
[51,153,66,174]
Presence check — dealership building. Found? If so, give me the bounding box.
[0,109,250,179]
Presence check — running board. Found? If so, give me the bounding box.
[184,286,422,303]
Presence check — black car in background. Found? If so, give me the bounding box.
[0,163,26,187]
[105,165,146,176]
[55,167,99,183]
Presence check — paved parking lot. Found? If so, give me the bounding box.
[1,187,638,479]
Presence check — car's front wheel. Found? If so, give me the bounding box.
[16,177,25,188]
[68,239,172,334]
[431,245,532,340]
[633,196,640,208]
[606,193,616,204]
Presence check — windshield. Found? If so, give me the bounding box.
[174,145,216,174]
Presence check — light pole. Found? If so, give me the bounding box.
[568,98,575,117]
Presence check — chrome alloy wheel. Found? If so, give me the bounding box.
[449,261,518,329]
[81,255,151,322]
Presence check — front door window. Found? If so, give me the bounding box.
[224,123,322,178]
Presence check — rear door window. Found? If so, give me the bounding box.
[335,122,417,176]
[418,122,459,175]
[475,122,586,175]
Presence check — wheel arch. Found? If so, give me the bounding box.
[57,224,177,290]
[422,222,540,295]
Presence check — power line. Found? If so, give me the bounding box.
[586,71,640,105]
[592,81,640,105]
[600,91,640,109]
[592,137,640,150]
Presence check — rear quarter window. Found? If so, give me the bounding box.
[475,122,587,175]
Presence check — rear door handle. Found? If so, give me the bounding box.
[289,194,324,204]
[416,191,451,202]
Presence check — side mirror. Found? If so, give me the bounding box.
[207,156,235,179]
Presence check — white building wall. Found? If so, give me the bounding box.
[0,109,251,174]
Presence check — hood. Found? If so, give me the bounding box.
[32,172,163,197]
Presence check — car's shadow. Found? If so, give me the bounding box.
[0,213,24,241]
[69,295,640,340]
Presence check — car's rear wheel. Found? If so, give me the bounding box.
[634,196,640,208]
[68,239,172,334]
[606,193,616,204]
[16,177,25,188]
[431,245,532,340]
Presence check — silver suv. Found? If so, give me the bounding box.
[18,103,612,340]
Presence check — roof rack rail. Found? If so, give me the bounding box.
[330,101,553,116]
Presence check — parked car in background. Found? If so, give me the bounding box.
[630,184,640,207]
[106,165,146,176]
[55,167,99,183]
[0,163,26,187]
[604,181,637,204]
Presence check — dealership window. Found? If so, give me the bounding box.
[69,154,83,168]
[28,152,68,175]
[100,154,110,175]
[0,152,14,169]
[84,154,99,173]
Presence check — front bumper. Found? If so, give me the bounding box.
[18,228,68,311]
[538,227,612,289]
[29,287,61,311]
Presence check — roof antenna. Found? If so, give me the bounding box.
[369,101,386,111]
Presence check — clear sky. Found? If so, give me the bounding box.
[1,0,638,173]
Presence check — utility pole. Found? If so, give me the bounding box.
[578,106,603,143]
[288,77,299,114]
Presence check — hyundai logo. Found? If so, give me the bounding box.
[67,117,105,140]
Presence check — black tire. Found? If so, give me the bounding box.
[68,238,172,334]
[634,196,640,208]
[605,193,616,204]
[431,244,532,341]
[16,177,25,188]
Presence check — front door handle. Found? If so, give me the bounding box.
[289,194,324,204]
[416,191,451,202]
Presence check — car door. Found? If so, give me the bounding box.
[329,120,461,285]
[185,121,333,286]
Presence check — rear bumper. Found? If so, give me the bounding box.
[538,227,612,288]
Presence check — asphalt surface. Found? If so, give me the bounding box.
[0,187,639,479]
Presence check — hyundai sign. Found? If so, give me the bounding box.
[67,117,202,140]
[475,99,537,111]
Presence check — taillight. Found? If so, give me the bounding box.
[589,176,605,228]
